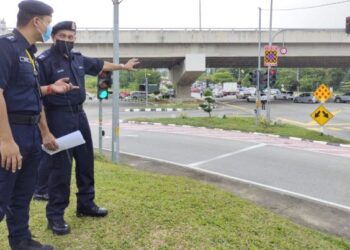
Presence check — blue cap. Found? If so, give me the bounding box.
[18,0,53,16]
[52,21,77,35]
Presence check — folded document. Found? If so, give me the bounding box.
[42,130,86,155]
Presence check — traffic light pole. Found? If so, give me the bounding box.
[266,0,273,122]
[112,0,121,163]
[98,99,103,154]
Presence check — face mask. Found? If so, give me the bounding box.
[36,19,52,42]
[54,39,74,56]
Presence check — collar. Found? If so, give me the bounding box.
[13,29,37,54]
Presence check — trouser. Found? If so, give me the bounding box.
[0,124,41,247]
[45,110,95,220]
[34,153,51,195]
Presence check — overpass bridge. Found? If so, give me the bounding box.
[2,28,349,97]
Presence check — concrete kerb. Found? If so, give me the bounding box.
[120,120,350,148]
[98,150,350,240]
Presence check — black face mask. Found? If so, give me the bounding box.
[54,39,74,56]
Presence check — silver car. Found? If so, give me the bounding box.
[334,92,350,103]
[293,92,317,103]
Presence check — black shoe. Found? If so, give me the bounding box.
[76,204,108,218]
[33,193,49,201]
[47,218,70,235]
[11,239,54,250]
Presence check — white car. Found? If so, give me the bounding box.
[236,87,256,99]
[274,91,294,100]
[334,92,350,103]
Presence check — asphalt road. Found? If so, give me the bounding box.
[82,99,350,212]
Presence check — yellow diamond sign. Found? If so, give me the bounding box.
[313,84,332,103]
[310,105,334,126]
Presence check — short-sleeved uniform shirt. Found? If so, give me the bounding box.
[37,47,104,107]
[0,29,41,115]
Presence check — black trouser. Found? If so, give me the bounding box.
[44,109,95,220]
[0,120,41,247]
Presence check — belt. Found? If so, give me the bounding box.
[8,114,41,125]
[45,104,83,113]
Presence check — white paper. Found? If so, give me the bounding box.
[42,130,86,155]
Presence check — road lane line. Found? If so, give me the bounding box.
[105,149,350,212]
[187,143,266,168]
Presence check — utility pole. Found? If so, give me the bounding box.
[266,0,273,122]
[111,0,122,163]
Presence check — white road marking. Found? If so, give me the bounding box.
[106,149,350,213]
[188,143,266,167]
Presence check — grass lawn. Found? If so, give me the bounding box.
[1,161,349,249]
[130,116,350,145]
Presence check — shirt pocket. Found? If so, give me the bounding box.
[17,61,36,87]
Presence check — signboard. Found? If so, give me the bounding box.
[280,46,288,55]
[313,84,332,103]
[310,105,334,126]
[264,45,278,67]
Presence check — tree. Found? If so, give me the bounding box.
[199,89,215,117]
[211,69,235,83]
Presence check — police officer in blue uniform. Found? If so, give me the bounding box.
[0,1,78,250]
[37,21,139,235]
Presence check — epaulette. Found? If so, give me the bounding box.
[0,33,16,42]
[37,50,52,61]
[71,50,82,56]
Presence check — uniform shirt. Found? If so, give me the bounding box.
[37,47,103,107]
[0,29,41,115]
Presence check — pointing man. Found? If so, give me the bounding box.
[36,21,139,235]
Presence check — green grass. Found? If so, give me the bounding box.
[1,161,349,249]
[130,116,350,144]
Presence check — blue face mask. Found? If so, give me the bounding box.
[41,24,52,42]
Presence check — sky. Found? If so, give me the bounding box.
[0,0,349,29]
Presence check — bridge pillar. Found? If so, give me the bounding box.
[170,54,205,99]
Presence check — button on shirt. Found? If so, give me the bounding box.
[0,29,41,114]
[38,47,104,107]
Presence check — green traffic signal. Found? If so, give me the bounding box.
[98,89,109,99]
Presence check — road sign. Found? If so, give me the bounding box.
[280,46,288,55]
[310,105,334,126]
[313,84,332,103]
[264,45,278,67]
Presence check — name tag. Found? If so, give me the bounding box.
[19,56,30,64]
[57,69,65,73]
[78,66,84,70]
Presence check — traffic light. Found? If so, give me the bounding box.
[97,71,112,100]
[346,16,350,34]
[249,71,257,85]
[270,69,277,86]
[260,71,268,91]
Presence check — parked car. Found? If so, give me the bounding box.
[86,92,96,100]
[213,88,224,98]
[334,92,350,103]
[127,91,147,100]
[236,87,256,99]
[274,91,294,100]
[293,92,317,103]
[263,88,280,98]
[119,91,130,99]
